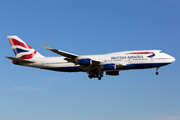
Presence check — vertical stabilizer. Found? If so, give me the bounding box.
[7,36,44,59]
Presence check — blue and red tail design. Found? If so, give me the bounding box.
[7,36,44,59]
[130,52,155,58]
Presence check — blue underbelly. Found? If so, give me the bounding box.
[43,63,170,72]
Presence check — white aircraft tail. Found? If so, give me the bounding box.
[7,36,44,60]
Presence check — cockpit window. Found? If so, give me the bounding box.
[160,51,164,53]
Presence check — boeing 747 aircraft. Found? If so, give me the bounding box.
[6,36,175,80]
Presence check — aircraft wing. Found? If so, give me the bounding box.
[5,56,34,63]
[42,44,126,72]
[43,44,102,65]
[43,44,78,59]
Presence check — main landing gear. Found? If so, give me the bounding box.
[88,73,103,80]
[155,67,159,75]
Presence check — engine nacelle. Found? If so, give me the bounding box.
[106,71,120,76]
[76,58,92,65]
[102,63,116,70]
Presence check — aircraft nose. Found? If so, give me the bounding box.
[171,56,176,63]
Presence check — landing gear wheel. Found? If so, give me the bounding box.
[155,67,159,75]
[100,74,103,77]
[97,74,102,80]
[88,72,103,80]
[155,72,159,75]
[88,74,92,79]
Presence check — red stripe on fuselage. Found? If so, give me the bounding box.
[130,52,155,54]
[20,51,37,59]
[11,38,32,49]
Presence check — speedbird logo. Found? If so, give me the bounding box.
[111,52,155,60]
[8,38,37,59]
[130,52,155,58]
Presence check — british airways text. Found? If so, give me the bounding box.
[111,56,143,60]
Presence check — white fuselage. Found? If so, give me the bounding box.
[7,35,175,79]
[20,50,175,72]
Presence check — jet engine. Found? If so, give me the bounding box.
[101,63,116,70]
[76,58,92,65]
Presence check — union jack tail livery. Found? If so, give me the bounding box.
[7,36,44,59]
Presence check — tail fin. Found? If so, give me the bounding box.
[7,36,44,59]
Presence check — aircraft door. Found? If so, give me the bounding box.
[150,58,154,62]
[128,58,133,63]
[42,61,45,68]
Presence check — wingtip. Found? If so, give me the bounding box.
[5,56,11,59]
[42,44,52,50]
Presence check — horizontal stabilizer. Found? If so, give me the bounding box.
[5,56,34,63]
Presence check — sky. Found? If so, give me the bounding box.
[1,0,180,120]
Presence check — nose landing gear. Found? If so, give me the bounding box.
[155,67,159,75]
